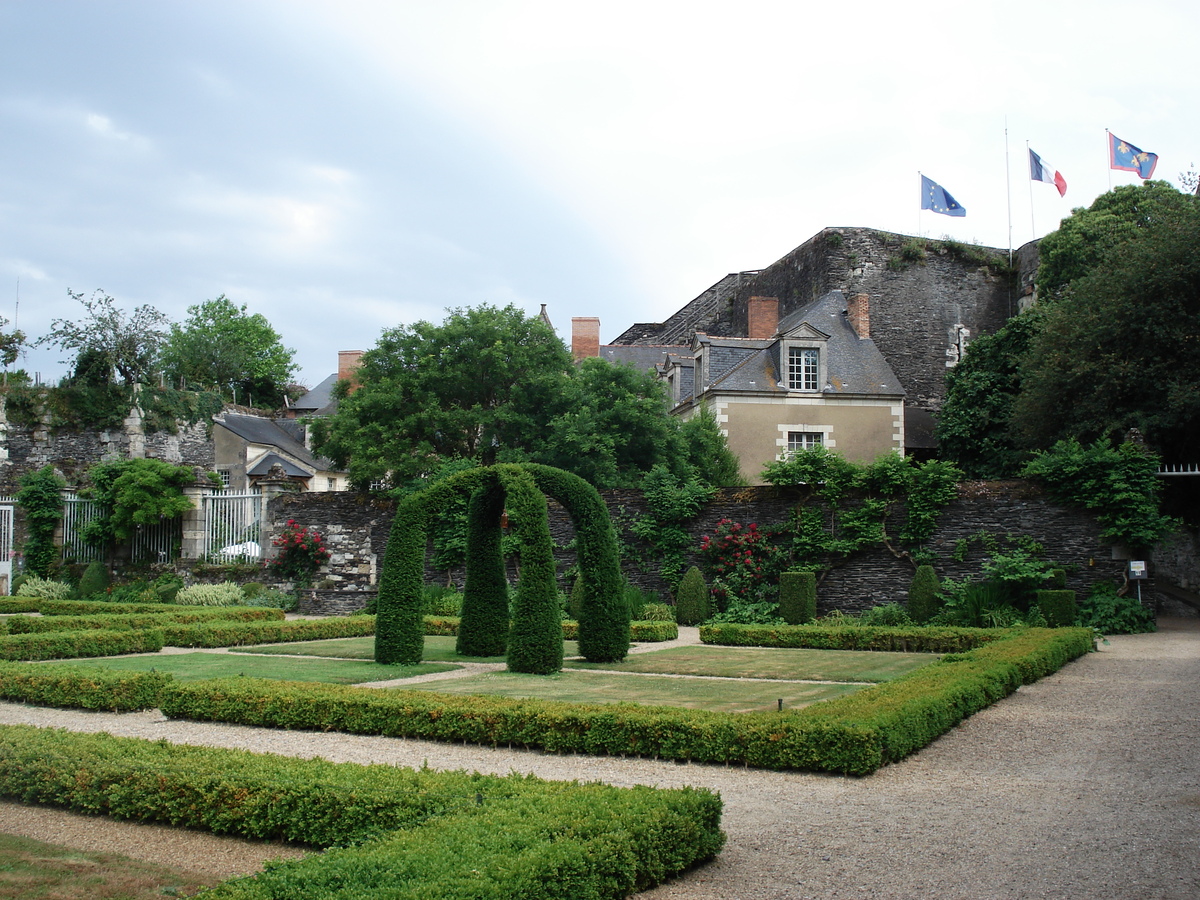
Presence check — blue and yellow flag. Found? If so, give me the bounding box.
[920,175,966,217]
[1109,132,1158,179]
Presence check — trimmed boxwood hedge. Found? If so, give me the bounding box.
[0,724,725,900]
[0,627,165,661]
[1,606,284,635]
[0,660,170,710]
[154,627,1091,775]
[158,615,377,648]
[0,598,39,614]
[700,622,1006,653]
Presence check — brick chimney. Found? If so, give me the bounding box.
[571,317,601,361]
[747,296,780,339]
[847,293,870,339]
[338,350,364,393]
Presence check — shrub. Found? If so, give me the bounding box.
[1047,568,1067,589]
[269,520,331,587]
[858,602,914,627]
[75,561,111,599]
[241,584,297,611]
[778,571,816,625]
[422,585,463,617]
[175,582,244,606]
[674,567,711,626]
[1076,583,1155,634]
[1036,589,1077,627]
[907,565,941,623]
[154,571,184,603]
[15,576,72,601]
[639,602,675,622]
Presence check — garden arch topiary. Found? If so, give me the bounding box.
[375,463,628,673]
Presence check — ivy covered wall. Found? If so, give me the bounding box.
[264,481,1141,615]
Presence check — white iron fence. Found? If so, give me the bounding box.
[62,495,184,564]
[202,490,264,561]
[0,496,13,593]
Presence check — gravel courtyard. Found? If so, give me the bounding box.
[1,619,1198,899]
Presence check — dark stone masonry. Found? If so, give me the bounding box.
[267,481,1139,616]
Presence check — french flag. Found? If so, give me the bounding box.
[1029,148,1067,197]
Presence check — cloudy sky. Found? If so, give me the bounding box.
[3,0,1197,389]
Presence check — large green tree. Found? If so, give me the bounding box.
[159,296,297,407]
[535,357,686,488]
[38,289,168,385]
[1013,192,1200,461]
[315,304,574,486]
[938,181,1200,474]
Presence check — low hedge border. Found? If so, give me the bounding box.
[0,599,39,614]
[700,622,1006,653]
[0,661,170,710]
[0,628,165,661]
[1,607,285,636]
[159,615,377,648]
[39,600,181,616]
[155,627,1091,775]
[426,617,679,642]
[0,724,725,900]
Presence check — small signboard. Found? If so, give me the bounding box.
[1128,560,1148,580]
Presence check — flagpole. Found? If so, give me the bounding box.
[1105,128,1112,191]
[917,170,922,237]
[1005,121,1013,266]
[1026,141,1037,241]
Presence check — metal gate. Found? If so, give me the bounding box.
[0,498,13,595]
[62,495,106,563]
[203,490,264,560]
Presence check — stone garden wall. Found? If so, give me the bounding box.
[266,481,1146,616]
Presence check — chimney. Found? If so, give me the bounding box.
[338,350,364,393]
[747,296,780,339]
[847,293,870,339]
[571,317,601,361]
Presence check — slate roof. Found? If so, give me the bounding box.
[600,344,687,372]
[216,413,342,474]
[689,291,904,399]
[290,373,338,414]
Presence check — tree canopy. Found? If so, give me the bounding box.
[937,181,1200,474]
[38,289,168,385]
[313,304,740,490]
[315,304,575,486]
[159,296,297,406]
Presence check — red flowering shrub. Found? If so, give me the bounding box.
[697,519,789,619]
[270,520,331,586]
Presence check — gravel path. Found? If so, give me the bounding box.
[1,620,1198,898]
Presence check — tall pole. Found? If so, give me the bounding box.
[1106,128,1113,191]
[1004,120,1013,267]
[1027,140,1037,241]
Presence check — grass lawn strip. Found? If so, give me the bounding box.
[401,668,864,713]
[565,645,936,682]
[43,652,457,685]
[0,831,219,900]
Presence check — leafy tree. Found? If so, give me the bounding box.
[1013,191,1200,461]
[536,357,686,488]
[315,304,574,486]
[935,312,1041,478]
[80,459,198,549]
[1036,181,1195,298]
[679,407,742,486]
[0,315,25,368]
[16,466,65,577]
[159,296,297,406]
[38,289,169,385]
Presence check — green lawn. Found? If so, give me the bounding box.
[56,652,455,685]
[402,669,864,713]
[565,645,937,683]
[233,635,579,664]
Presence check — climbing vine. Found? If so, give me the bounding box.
[16,466,65,577]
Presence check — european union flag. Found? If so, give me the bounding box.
[920,175,966,217]
[1109,132,1158,179]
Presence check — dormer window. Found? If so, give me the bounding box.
[778,323,829,393]
[788,348,819,391]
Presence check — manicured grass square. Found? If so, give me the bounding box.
[52,652,454,685]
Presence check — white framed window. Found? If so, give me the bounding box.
[215,470,232,490]
[787,347,820,391]
[327,477,337,491]
[787,431,824,453]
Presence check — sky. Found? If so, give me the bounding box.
[2,0,1197,390]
